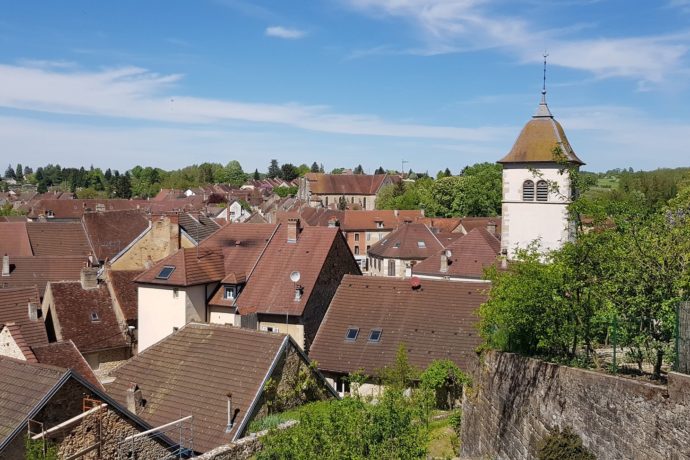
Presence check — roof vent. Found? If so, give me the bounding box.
[2,254,9,277]
[410,276,421,290]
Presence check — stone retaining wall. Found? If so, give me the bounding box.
[461,351,690,460]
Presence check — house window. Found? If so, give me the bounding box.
[366,232,371,241]
[368,329,382,342]
[363,197,367,208]
[336,376,350,395]
[46,210,55,218]
[261,326,280,333]
[354,246,360,255]
[325,196,329,206]
[224,286,236,300]
[387,260,396,277]
[345,327,359,341]
[366,245,371,252]
[417,241,426,248]
[536,180,549,201]
[376,221,384,229]
[156,266,175,280]
[522,180,535,201]
[393,242,400,248]
[354,233,360,242]
[90,312,100,322]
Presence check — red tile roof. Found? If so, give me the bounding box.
[82,210,150,261]
[458,217,501,237]
[367,223,446,260]
[310,275,487,376]
[499,115,584,165]
[106,323,289,451]
[134,248,226,287]
[107,269,143,323]
[413,227,501,280]
[27,198,206,220]
[304,173,390,195]
[340,210,424,231]
[26,222,93,257]
[179,212,221,243]
[0,287,48,348]
[236,225,346,316]
[31,340,104,390]
[47,282,128,353]
[2,323,38,363]
[414,217,463,234]
[0,256,88,297]
[0,223,32,257]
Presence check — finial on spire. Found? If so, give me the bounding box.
[534,51,553,118]
[542,51,548,100]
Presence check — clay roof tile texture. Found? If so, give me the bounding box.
[0,256,88,297]
[0,286,48,348]
[82,210,150,261]
[367,223,447,260]
[310,275,486,376]
[305,173,389,195]
[26,222,93,257]
[0,222,33,257]
[32,341,104,390]
[498,115,584,165]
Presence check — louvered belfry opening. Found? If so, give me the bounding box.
[522,180,535,201]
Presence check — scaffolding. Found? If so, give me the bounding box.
[116,415,194,459]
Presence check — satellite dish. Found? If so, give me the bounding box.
[290,271,301,283]
[445,249,453,258]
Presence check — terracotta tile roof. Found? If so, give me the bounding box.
[107,269,143,323]
[179,212,221,243]
[236,225,346,316]
[413,228,501,280]
[0,356,67,446]
[0,223,33,256]
[0,256,87,297]
[415,217,462,234]
[27,198,207,220]
[152,189,185,201]
[82,210,150,261]
[134,248,226,287]
[458,217,502,237]
[32,341,104,390]
[200,223,278,276]
[498,114,584,165]
[340,210,424,231]
[2,323,38,362]
[47,282,128,353]
[0,287,48,348]
[367,223,447,260]
[106,323,288,451]
[26,222,93,257]
[310,275,487,376]
[304,173,389,195]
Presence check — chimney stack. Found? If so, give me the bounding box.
[287,218,300,243]
[487,220,497,235]
[440,253,448,273]
[226,392,234,432]
[327,217,339,228]
[2,254,9,277]
[126,383,144,414]
[80,266,99,290]
[28,302,38,321]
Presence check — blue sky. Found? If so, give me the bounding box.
[1,0,689,173]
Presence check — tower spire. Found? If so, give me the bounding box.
[534,51,552,118]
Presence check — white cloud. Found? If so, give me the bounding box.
[0,63,506,142]
[265,26,307,39]
[341,0,690,83]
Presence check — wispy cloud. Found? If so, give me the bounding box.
[341,0,690,83]
[265,26,307,39]
[0,63,506,141]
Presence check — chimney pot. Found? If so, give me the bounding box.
[2,254,9,277]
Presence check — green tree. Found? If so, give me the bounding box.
[253,168,260,180]
[267,159,281,179]
[354,164,364,174]
[311,162,320,173]
[223,160,247,187]
[4,164,15,179]
[15,163,23,182]
[281,163,299,181]
[419,360,469,410]
[375,166,385,175]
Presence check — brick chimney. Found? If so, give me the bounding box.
[287,218,300,243]
[80,266,99,290]
[2,254,9,277]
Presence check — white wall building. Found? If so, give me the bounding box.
[498,91,585,259]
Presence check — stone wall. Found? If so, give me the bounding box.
[196,421,297,460]
[461,351,690,460]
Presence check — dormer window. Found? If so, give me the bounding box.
[522,180,535,201]
[156,266,175,280]
[224,285,237,300]
[90,312,100,322]
[376,221,384,228]
[536,180,549,201]
[46,210,55,218]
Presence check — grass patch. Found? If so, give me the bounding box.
[427,411,459,459]
[247,400,332,433]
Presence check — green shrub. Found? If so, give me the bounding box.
[537,427,595,460]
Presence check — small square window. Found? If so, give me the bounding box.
[224,286,236,300]
[345,327,359,341]
[368,329,382,342]
[393,242,400,248]
[90,312,100,322]
[156,266,175,280]
[417,241,426,248]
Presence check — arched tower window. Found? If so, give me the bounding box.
[536,180,549,201]
[522,180,535,201]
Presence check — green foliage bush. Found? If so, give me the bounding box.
[537,427,595,460]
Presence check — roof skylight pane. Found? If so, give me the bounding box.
[345,327,359,341]
[156,266,175,280]
[368,329,382,342]
[417,241,426,248]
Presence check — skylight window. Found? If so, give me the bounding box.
[156,266,175,280]
[368,329,382,342]
[417,241,426,248]
[345,327,359,341]
[90,312,100,322]
[393,242,401,248]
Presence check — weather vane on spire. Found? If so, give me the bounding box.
[542,51,549,97]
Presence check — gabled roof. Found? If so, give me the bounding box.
[82,210,150,261]
[304,173,390,195]
[367,223,447,260]
[310,275,487,376]
[200,223,278,276]
[0,222,32,256]
[413,227,502,280]
[498,98,584,165]
[2,323,38,363]
[107,269,143,323]
[414,217,463,234]
[26,222,93,257]
[31,340,103,390]
[0,256,87,297]
[134,249,227,287]
[340,210,424,231]
[235,225,348,316]
[0,287,48,347]
[105,323,291,451]
[0,356,67,447]
[47,282,128,353]
[458,217,501,237]
[179,212,221,243]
